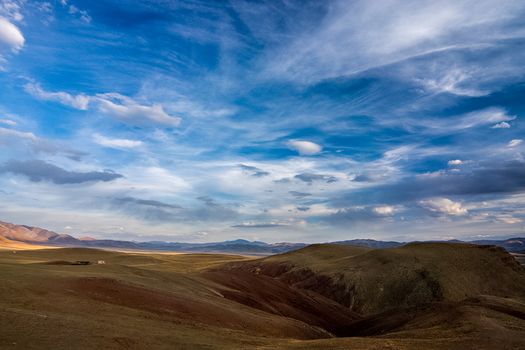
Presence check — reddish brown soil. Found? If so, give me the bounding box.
[203,269,361,334]
[56,276,328,339]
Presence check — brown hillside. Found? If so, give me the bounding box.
[211,243,525,315]
[0,221,60,242]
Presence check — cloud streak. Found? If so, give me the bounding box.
[24,83,90,110]
[24,83,181,127]
[93,134,143,149]
[0,159,123,184]
[95,93,181,127]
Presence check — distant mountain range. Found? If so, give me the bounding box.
[1,220,524,254]
[0,220,306,254]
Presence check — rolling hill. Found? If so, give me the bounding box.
[211,243,525,315]
[0,242,524,349]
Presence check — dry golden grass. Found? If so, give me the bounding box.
[0,236,56,250]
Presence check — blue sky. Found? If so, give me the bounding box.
[0,0,524,243]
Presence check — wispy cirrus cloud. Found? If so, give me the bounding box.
[68,4,91,23]
[402,107,517,134]
[0,0,24,22]
[417,68,489,97]
[259,0,525,83]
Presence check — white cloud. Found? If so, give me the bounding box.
[95,93,181,127]
[419,197,468,216]
[93,133,143,149]
[24,83,90,110]
[287,140,322,155]
[0,118,16,126]
[447,159,463,166]
[0,126,37,140]
[507,139,523,148]
[373,206,396,215]
[492,121,511,129]
[0,17,24,52]
[24,82,181,127]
